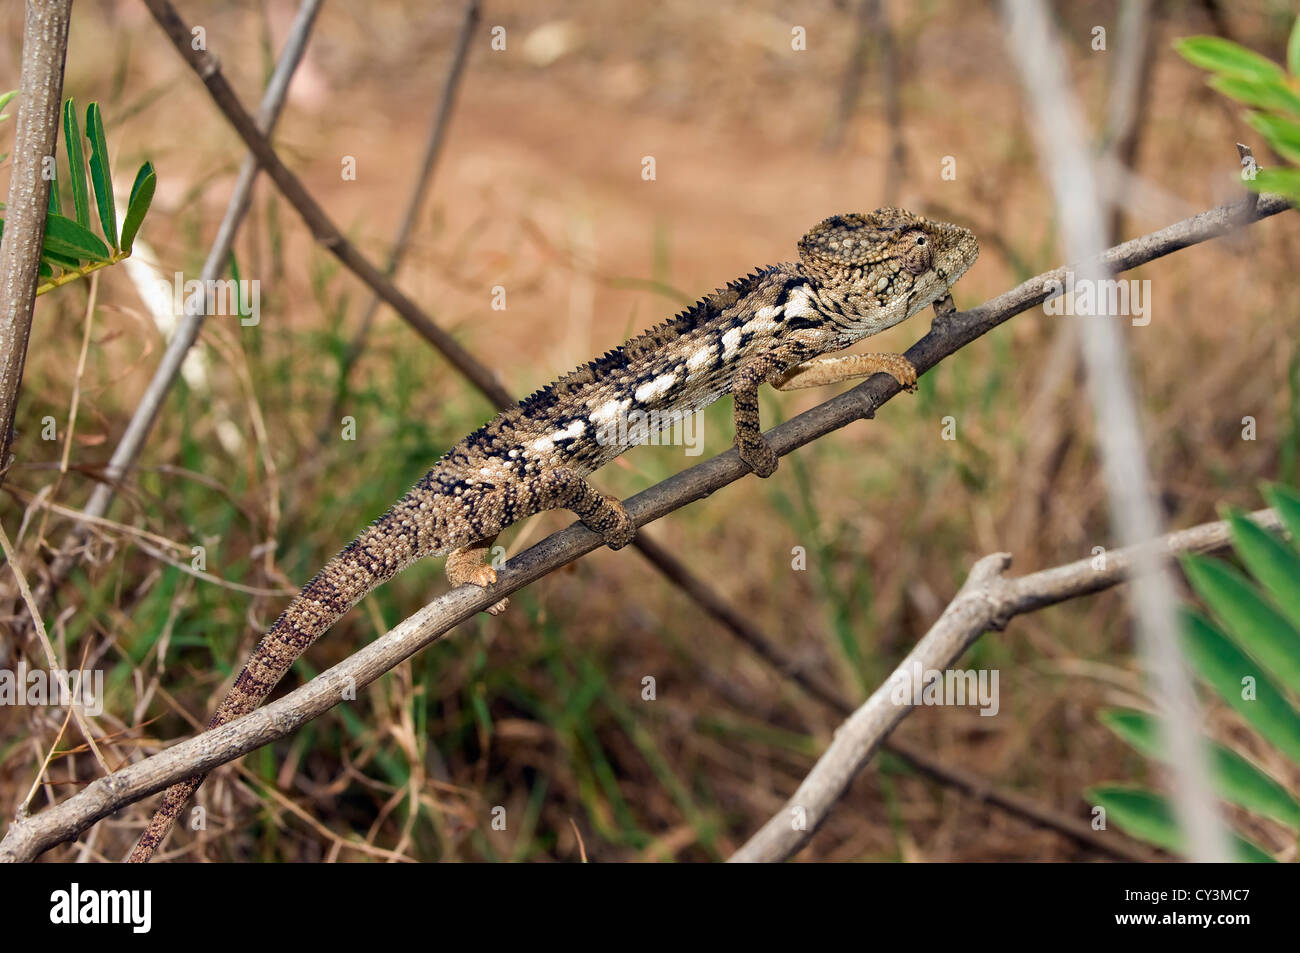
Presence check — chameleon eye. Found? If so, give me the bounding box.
[902,231,933,275]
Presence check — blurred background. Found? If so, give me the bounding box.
[1,0,1297,861]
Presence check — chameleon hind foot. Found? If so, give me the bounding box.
[446,541,510,615]
[737,437,780,478]
[596,493,636,550]
[541,467,637,550]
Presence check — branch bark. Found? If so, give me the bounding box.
[0,0,73,491]
[0,192,1289,862]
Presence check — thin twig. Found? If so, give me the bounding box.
[1102,0,1155,243]
[0,192,1288,862]
[319,0,481,445]
[0,0,73,491]
[1001,0,1232,862]
[728,509,1281,862]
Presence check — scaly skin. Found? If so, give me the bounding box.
[129,208,978,861]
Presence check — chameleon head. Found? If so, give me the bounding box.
[797,208,979,335]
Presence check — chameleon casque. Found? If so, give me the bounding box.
[129,207,978,861]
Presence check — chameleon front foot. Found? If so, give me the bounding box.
[774,352,919,393]
[446,542,510,615]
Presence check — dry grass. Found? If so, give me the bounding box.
[0,0,1297,861]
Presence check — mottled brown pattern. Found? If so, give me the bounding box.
[129,209,977,861]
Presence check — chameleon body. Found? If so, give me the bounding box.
[129,208,978,861]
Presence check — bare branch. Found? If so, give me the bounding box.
[0,192,1288,862]
[0,0,73,491]
[729,509,1281,863]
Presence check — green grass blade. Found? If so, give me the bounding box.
[1226,508,1300,633]
[0,89,16,120]
[1182,552,1300,690]
[61,98,90,230]
[42,213,110,262]
[1264,483,1300,542]
[1174,36,1284,81]
[1087,785,1275,861]
[1181,608,1300,762]
[1102,709,1300,829]
[85,102,118,250]
[119,161,155,254]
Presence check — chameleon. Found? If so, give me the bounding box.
[128,207,978,861]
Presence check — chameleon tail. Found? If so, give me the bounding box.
[128,493,441,862]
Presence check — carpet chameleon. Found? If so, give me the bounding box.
[129,207,978,861]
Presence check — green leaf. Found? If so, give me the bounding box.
[1086,785,1274,861]
[1175,36,1285,81]
[62,98,90,230]
[1245,112,1300,163]
[1182,552,1300,690]
[1264,483,1300,546]
[1208,74,1300,114]
[0,89,15,121]
[119,162,155,254]
[38,260,52,279]
[1181,608,1300,762]
[85,102,117,250]
[1289,14,1300,77]
[1102,709,1300,829]
[1226,509,1300,633]
[1246,167,1300,202]
[42,213,110,263]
